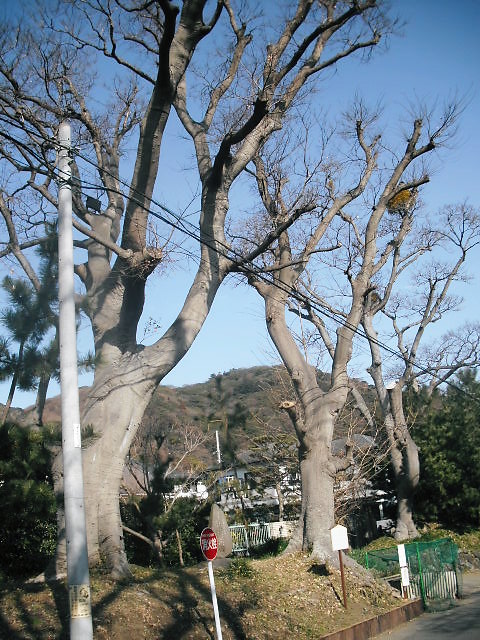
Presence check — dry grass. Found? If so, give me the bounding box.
[0,554,401,640]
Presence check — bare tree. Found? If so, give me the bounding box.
[361,202,480,539]
[242,104,456,562]
[123,420,211,559]
[0,1,389,576]
[249,428,300,521]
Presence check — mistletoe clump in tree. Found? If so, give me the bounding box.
[0,0,390,577]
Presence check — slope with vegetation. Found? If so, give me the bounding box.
[0,554,400,640]
[14,365,374,465]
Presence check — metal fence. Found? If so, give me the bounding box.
[408,569,458,602]
[364,538,461,609]
[229,521,295,555]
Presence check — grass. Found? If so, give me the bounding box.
[414,525,480,551]
[0,554,401,640]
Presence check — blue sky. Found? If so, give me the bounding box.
[1,0,479,407]
[160,0,480,385]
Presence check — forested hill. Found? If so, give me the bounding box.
[11,365,376,458]
[145,365,295,436]
[138,365,375,464]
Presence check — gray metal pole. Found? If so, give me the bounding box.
[57,120,94,639]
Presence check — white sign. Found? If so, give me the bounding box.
[330,524,349,551]
[400,566,410,587]
[397,544,410,587]
[69,584,91,618]
[397,543,407,567]
[73,422,81,448]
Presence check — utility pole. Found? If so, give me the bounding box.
[215,430,222,466]
[57,120,94,639]
[208,419,223,466]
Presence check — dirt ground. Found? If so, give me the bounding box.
[0,554,403,639]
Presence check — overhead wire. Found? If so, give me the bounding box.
[1,124,479,403]
[2,127,475,387]
[73,143,480,402]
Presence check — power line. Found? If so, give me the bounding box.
[74,147,480,399]
[4,129,478,391]
[1,125,479,403]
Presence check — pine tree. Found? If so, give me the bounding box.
[0,421,57,576]
[412,370,480,529]
[0,276,50,424]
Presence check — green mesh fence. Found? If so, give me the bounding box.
[364,538,462,609]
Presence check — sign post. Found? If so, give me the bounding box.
[330,524,349,609]
[397,544,410,599]
[200,527,223,640]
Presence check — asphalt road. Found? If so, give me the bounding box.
[374,571,480,640]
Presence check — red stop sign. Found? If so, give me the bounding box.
[200,527,218,561]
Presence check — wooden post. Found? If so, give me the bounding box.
[339,550,347,609]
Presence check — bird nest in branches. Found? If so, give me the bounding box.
[387,188,416,214]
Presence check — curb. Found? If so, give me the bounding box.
[320,598,424,640]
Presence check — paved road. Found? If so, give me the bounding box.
[374,571,480,640]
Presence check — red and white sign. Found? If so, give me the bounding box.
[200,527,218,561]
[200,528,223,638]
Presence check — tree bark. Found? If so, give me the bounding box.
[290,428,337,559]
[262,292,349,560]
[386,385,420,540]
[79,373,177,574]
[50,253,227,576]
[0,340,24,425]
[363,311,420,540]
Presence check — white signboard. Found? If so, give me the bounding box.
[397,544,410,587]
[397,543,407,567]
[330,524,349,551]
[400,566,410,587]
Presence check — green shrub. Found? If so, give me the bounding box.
[222,557,255,580]
[249,536,289,558]
[121,500,158,567]
[121,496,211,568]
[159,498,211,567]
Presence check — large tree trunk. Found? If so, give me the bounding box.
[50,180,230,577]
[52,257,225,577]
[386,384,420,540]
[287,426,336,560]
[388,429,420,540]
[53,374,157,577]
[262,290,350,561]
[81,368,177,576]
[381,415,420,541]
[363,312,420,541]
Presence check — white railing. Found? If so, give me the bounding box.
[229,521,296,555]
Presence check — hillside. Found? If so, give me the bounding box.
[146,367,377,468]
[141,366,295,462]
[9,365,376,465]
[0,554,401,639]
